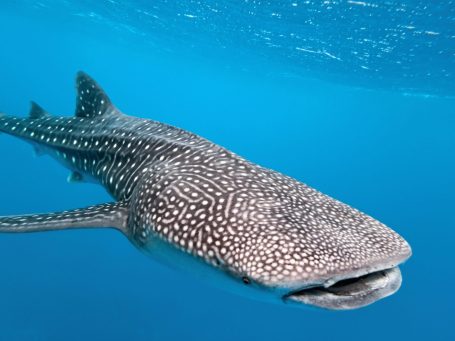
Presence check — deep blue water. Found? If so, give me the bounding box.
[0,1,454,340]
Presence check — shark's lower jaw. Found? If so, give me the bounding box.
[283,267,402,310]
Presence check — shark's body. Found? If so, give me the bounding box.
[0,72,411,310]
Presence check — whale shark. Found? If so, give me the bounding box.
[0,72,411,310]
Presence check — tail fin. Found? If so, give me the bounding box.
[0,202,129,235]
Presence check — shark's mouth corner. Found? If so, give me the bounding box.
[283,266,403,310]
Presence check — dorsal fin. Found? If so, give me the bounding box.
[29,101,50,119]
[75,71,113,118]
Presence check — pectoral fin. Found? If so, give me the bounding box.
[0,202,129,234]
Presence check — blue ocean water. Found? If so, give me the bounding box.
[0,1,454,340]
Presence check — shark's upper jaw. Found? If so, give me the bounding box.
[283,266,403,310]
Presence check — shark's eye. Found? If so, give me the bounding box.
[242,276,251,285]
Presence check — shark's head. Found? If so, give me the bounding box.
[201,173,412,310]
[133,160,412,310]
[232,215,411,310]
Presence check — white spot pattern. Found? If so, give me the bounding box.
[0,72,411,289]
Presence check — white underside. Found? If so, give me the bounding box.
[138,235,281,304]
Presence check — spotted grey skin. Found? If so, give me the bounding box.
[0,72,411,310]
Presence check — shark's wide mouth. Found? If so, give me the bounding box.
[283,266,402,310]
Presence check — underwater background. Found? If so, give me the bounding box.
[0,1,454,340]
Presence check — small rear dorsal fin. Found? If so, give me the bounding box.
[75,71,113,118]
[29,101,50,119]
